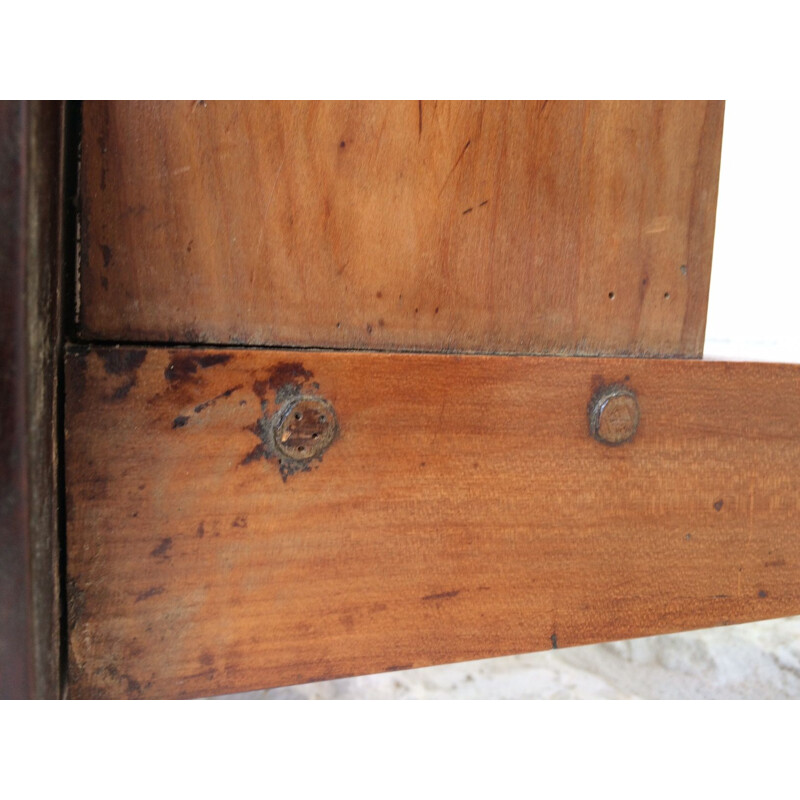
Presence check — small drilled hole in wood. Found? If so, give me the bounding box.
[295,412,302,420]
[608,291,615,300]
[664,292,671,299]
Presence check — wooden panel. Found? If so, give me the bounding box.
[66,347,800,699]
[79,101,723,357]
[0,101,64,699]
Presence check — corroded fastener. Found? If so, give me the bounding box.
[588,385,640,445]
[273,397,337,461]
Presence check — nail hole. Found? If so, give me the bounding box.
[294,412,302,420]
[297,446,305,452]
[664,292,671,300]
[312,433,319,439]
[608,291,615,300]
[319,415,326,423]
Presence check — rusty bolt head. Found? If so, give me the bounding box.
[589,385,640,445]
[273,397,337,461]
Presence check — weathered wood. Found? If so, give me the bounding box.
[66,346,800,699]
[79,101,723,357]
[0,101,64,699]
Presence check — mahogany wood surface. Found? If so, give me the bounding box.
[79,101,723,357]
[66,346,800,699]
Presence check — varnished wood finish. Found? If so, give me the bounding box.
[66,347,800,699]
[80,101,723,357]
[0,101,64,699]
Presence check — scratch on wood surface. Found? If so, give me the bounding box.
[422,590,460,602]
[438,140,471,197]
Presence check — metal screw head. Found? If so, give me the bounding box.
[273,397,337,461]
[588,385,640,445]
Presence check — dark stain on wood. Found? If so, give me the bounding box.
[135,586,165,603]
[105,664,142,698]
[240,441,267,467]
[252,379,269,401]
[164,353,233,384]
[99,349,147,376]
[109,380,135,401]
[150,537,173,560]
[551,632,558,649]
[172,414,190,429]
[714,499,724,511]
[98,350,149,402]
[267,361,313,393]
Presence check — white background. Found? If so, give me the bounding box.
[706,99,800,362]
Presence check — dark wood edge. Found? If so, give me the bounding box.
[0,101,68,699]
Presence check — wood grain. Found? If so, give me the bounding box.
[66,347,800,699]
[0,101,64,699]
[79,101,723,357]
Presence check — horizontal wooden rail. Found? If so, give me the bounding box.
[66,347,800,698]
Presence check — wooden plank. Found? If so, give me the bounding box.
[79,101,723,357]
[0,101,65,699]
[66,346,800,699]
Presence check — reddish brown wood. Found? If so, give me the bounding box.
[66,347,800,699]
[79,101,723,357]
